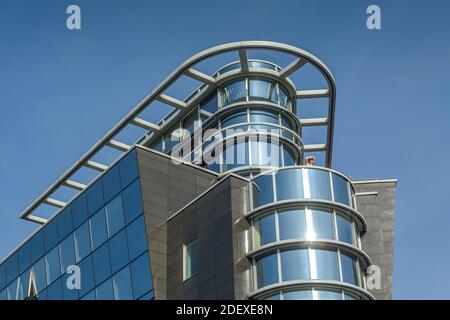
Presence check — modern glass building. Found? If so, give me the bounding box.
[0,41,396,300]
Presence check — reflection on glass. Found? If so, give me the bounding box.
[310,209,334,240]
[220,80,247,106]
[336,214,354,244]
[254,214,276,247]
[113,266,133,300]
[45,246,61,286]
[332,174,350,206]
[276,169,303,201]
[256,253,279,288]
[312,249,339,281]
[249,79,277,102]
[252,174,274,208]
[305,169,331,200]
[341,254,359,285]
[281,249,310,281]
[315,289,342,300]
[278,209,307,240]
[284,290,313,300]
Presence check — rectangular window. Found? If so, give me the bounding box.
[74,221,92,263]
[89,208,108,250]
[184,239,198,280]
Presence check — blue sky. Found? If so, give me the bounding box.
[1,0,450,299]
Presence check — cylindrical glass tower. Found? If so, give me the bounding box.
[144,44,373,300]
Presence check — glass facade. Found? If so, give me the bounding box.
[0,150,154,300]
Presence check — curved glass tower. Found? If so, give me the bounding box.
[1,42,396,301]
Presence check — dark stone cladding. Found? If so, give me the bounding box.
[135,146,251,300]
[354,180,397,300]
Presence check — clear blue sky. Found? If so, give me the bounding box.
[1,0,450,299]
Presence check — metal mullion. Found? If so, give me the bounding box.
[337,248,344,283]
[276,249,282,284]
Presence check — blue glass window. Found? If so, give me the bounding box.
[315,289,342,300]
[284,290,313,300]
[336,214,354,244]
[43,220,58,251]
[138,291,154,300]
[278,209,307,240]
[305,169,332,201]
[332,174,350,206]
[249,79,277,102]
[62,272,79,300]
[113,266,134,300]
[17,244,31,275]
[105,194,125,237]
[45,246,61,286]
[252,174,274,208]
[5,254,18,284]
[254,214,276,247]
[89,208,107,250]
[80,290,96,300]
[310,209,335,240]
[74,221,91,263]
[220,111,247,129]
[47,278,62,300]
[341,254,359,285]
[92,242,111,286]
[249,109,279,125]
[126,216,147,260]
[283,148,296,166]
[16,272,30,300]
[312,249,339,281]
[200,94,218,114]
[6,278,19,300]
[220,80,247,106]
[30,231,45,263]
[264,293,281,300]
[71,194,88,228]
[276,168,303,201]
[0,265,5,291]
[59,234,75,274]
[130,253,153,298]
[0,289,6,300]
[122,179,143,224]
[102,165,121,202]
[32,256,47,293]
[281,249,310,281]
[119,150,138,187]
[96,278,114,300]
[57,207,73,241]
[256,253,279,288]
[78,255,94,297]
[109,230,129,273]
[86,179,104,216]
[278,86,289,108]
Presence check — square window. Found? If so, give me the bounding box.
[113,266,133,300]
[184,239,198,280]
[89,208,108,250]
[74,221,92,263]
[126,216,148,260]
[71,194,88,228]
[119,150,139,188]
[103,165,121,202]
[122,179,143,224]
[57,207,73,241]
[92,242,111,286]
[130,253,152,298]
[86,179,105,216]
[109,230,129,273]
[105,194,125,238]
[43,220,58,251]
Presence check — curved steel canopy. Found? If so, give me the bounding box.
[18,41,336,224]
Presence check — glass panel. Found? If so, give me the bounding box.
[281,249,310,281]
[332,174,350,206]
[251,140,281,167]
[315,289,342,300]
[16,273,29,300]
[312,249,340,281]
[0,289,6,300]
[122,179,144,224]
[43,220,58,251]
[283,147,296,166]
[57,207,73,241]
[109,230,129,273]
[249,79,276,101]
[126,216,148,260]
[278,209,307,240]
[5,254,18,284]
[92,242,111,286]
[276,168,303,201]
[305,169,331,201]
[102,165,121,202]
[89,208,108,250]
[185,239,198,279]
[59,234,75,274]
[336,214,354,244]
[31,257,47,293]
[78,255,94,297]
[254,214,276,247]
[278,86,289,108]
[105,194,125,238]
[248,61,277,70]
[45,246,61,286]
[252,174,274,208]
[341,254,359,285]
[71,194,88,228]
[6,278,18,300]
[62,272,79,300]
[139,291,154,300]
[47,278,62,300]
[119,150,139,188]
[249,109,279,125]
[163,123,181,153]
[96,278,114,300]
[86,179,105,216]
[220,111,248,129]
[130,253,153,299]
[30,231,45,264]
[113,266,134,300]
[220,80,246,106]
[310,209,335,240]
[256,253,279,288]
[284,290,313,300]
[200,94,218,114]
[223,139,250,171]
[74,221,92,263]
[0,264,5,290]
[264,293,281,300]
[80,290,96,300]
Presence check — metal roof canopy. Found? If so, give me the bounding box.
[19,41,336,225]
